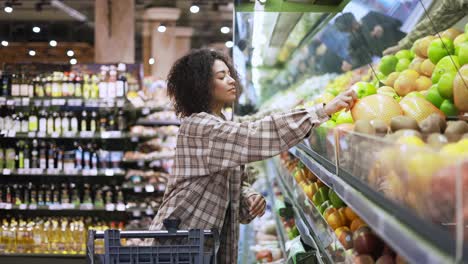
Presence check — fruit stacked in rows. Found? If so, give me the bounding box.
[281,156,408,263]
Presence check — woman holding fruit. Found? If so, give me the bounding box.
[148,48,357,263]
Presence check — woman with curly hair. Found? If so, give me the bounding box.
[149,48,357,263]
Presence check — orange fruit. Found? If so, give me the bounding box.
[350,218,367,232]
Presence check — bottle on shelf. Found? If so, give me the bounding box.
[0,148,5,170]
[108,66,117,99]
[74,73,83,98]
[47,111,54,135]
[90,111,97,132]
[27,75,34,98]
[91,75,99,99]
[61,112,70,134]
[99,66,109,99]
[38,110,47,134]
[117,110,126,131]
[28,107,38,132]
[83,75,91,99]
[19,74,29,97]
[23,142,30,169]
[116,63,127,97]
[19,111,28,133]
[34,76,45,97]
[80,110,88,132]
[39,141,47,169]
[11,74,20,97]
[53,111,61,135]
[1,72,11,96]
[70,112,79,133]
[44,76,52,97]
[31,139,39,169]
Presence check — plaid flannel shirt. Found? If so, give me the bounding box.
[149,105,328,263]
[398,0,468,50]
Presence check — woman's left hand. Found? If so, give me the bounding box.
[248,194,266,217]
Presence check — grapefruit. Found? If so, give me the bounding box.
[415,76,432,91]
[452,64,468,112]
[383,72,400,87]
[351,94,403,125]
[413,36,436,58]
[399,96,445,122]
[440,28,463,40]
[420,59,435,76]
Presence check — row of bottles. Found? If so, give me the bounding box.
[0,140,124,171]
[0,183,125,207]
[0,216,124,254]
[1,64,128,99]
[0,108,127,134]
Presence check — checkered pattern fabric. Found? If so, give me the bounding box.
[149,105,328,263]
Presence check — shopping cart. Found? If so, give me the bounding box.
[87,219,219,264]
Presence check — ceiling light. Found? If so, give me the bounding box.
[190,5,199,13]
[148,58,155,65]
[32,26,41,33]
[225,41,233,48]
[157,25,166,33]
[220,27,230,34]
[4,3,12,13]
[49,40,57,47]
[1,41,8,47]
[29,50,36,56]
[67,50,74,57]
[70,58,77,65]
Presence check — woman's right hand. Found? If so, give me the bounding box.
[324,89,358,116]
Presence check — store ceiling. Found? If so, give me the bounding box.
[0,0,234,58]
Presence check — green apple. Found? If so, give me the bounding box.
[379,55,398,75]
[428,37,455,64]
[425,85,445,108]
[396,58,411,72]
[396,49,414,60]
[329,189,345,208]
[432,55,460,83]
[312,186,329,207]
[353,81,377,98]
[437,71,456,99]
[335,111,354,124]
[440,99,459,116]
[318,201,332,215]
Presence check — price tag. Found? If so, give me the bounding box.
[80,204,94,210]
[3,169,11,175]
[51,132,60,138]
[142,107,150,115]
[31,168,42,174]
[4,203,12,210]
[22,98,30,106]
[157,183,166,192]
[145,184,155,193]
[131,136,138,142]
[63,131,75,138]
[105,203,116,211]
[48,204,62,210]
[133,185,143,193]
[101,131,111,139]
[6,99,14,106]
[90,169,98,176]
[137,160,145,167]
[145,208,154,216]
[17,168,26,174]
[37,131,46,138]
[80,131,94,138]
[116,203,126,211]
[110,131,122,138]
[132,210,141,218]
[28,131,36,137]
[116,99,125,107]
[68,99,82,106]
[47,169,60,175]
[19,204,28,210]
[62,203,75,209]
[29,204,37,210]
[0,97,5,105]
[105,169,114,176]
[7,130,15,137]
[0,202,6,209]
[13,98,21,105]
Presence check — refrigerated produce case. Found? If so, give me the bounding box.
[235,0,468,263]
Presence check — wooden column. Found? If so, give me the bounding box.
[95,0,135,63]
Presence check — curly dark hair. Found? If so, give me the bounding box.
[334,12,357,32]
[167,49,241,117]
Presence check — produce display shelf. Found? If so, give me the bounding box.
[289,143,454,264]
[266,159,336,264]
[135,118,180,126]
[264,169,289,258]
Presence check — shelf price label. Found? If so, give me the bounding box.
[101,131,111,138]
[142,107,150,115]
[133,185,143,193]
[19,204,28,210]
[116,203,126,211]
[105,203,116,211]
[22,98,30,106]
[132,210,141,218]
[104,169,114,176]
[80,131,94,138]
[2,169,11,175]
